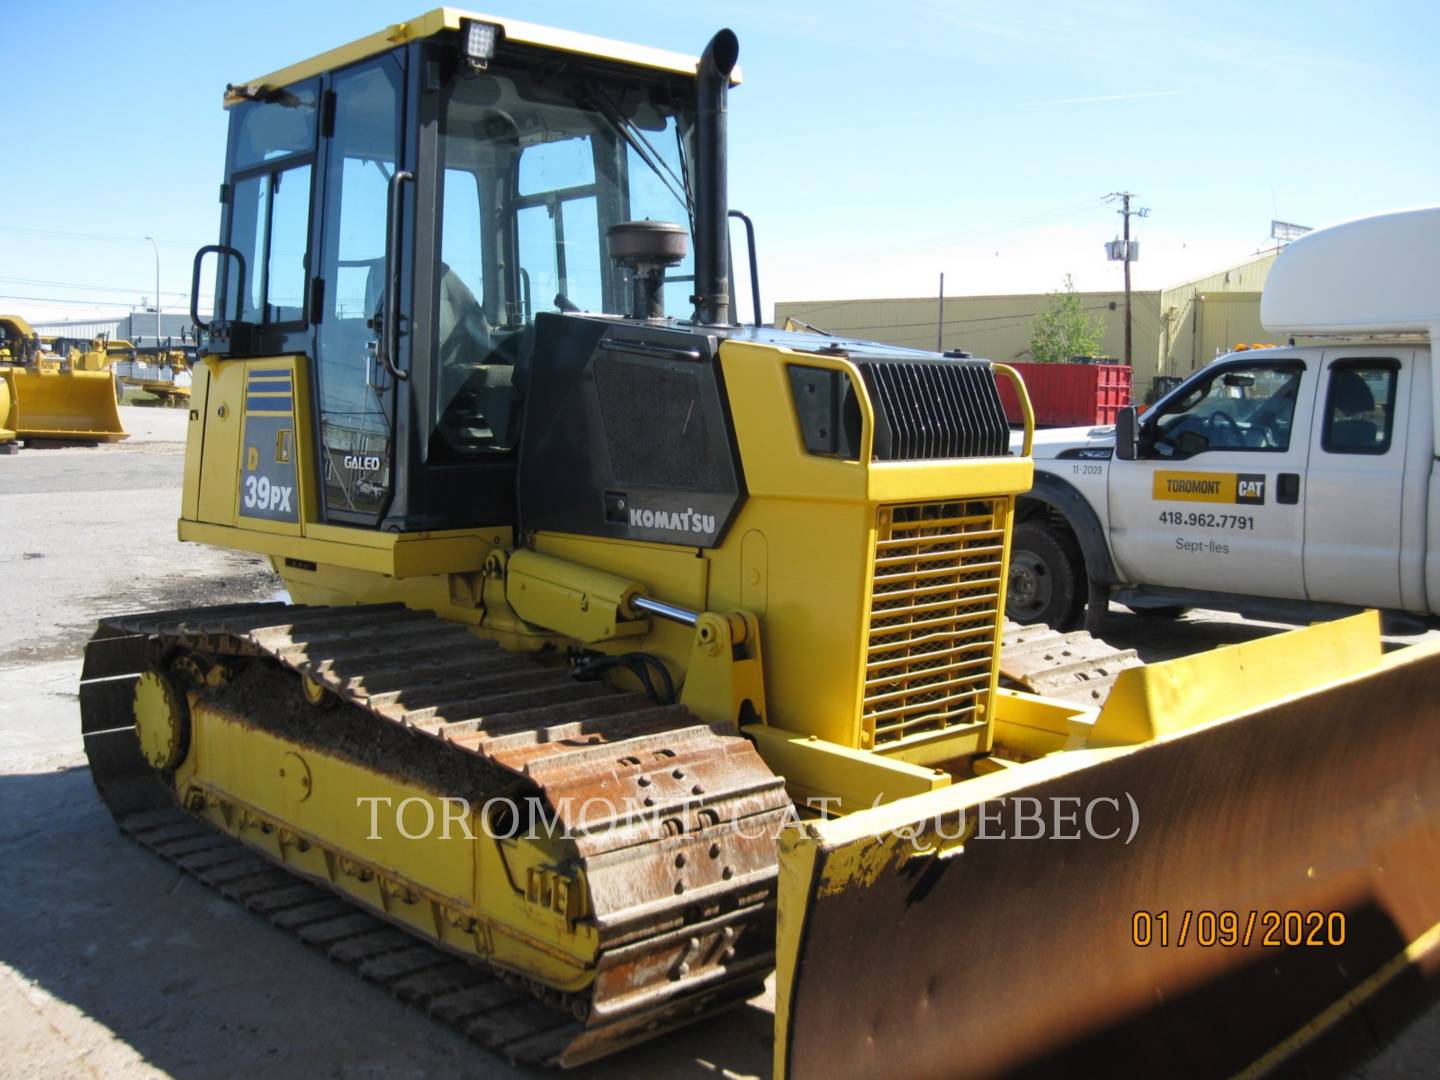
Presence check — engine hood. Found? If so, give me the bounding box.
[1010,424,1116,459]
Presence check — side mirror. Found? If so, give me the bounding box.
[1115,405,1139,461]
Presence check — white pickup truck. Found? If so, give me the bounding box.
[1007,206,1440,631]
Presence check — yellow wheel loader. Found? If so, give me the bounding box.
[0,316,128,443]
[78,10,1440,1076]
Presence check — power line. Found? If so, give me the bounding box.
[0,293,138,309]
[780,195,1114,323]
[0,293,210,315]
[0,275,193,299]
[919,196,1112,249]
[0,224,208,249]
[883,322,1036,347]
[785,302,1118,334]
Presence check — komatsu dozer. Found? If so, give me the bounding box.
[0,315,128,443]
[79,11,1440,1076]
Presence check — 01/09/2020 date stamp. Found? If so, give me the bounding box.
[1132,910,1346,948]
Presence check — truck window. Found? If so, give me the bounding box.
[1320,360,1398,455]
[1147,361,1303,459]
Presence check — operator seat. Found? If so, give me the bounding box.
[363,258,492,383]
[1328,370,1379,450]
[437,266,492,369]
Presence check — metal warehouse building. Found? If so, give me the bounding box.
[775,252,1278,400]
[26,312,197,349]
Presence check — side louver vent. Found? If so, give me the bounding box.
[855,359,1010,461]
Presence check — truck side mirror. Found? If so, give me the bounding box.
[1115,405,1138,461]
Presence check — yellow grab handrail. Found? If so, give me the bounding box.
[990,363,1034,458]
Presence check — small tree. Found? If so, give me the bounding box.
[1028,275,1105,363]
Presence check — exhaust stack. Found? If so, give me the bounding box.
[693,30,738,326]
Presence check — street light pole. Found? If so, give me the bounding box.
[144,236,161,347]
[936,272,945,352]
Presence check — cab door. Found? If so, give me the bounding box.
[199,78,319,528]
[1107,354,1318,598]
[1301,349,1410,608]
[313,52,407,522]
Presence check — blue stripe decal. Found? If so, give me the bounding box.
[251,367,291,378]
[247,396,293,414]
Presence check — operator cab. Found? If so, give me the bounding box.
[198,13,723,532]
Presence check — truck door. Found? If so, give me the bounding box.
[1107,354,1317,597]
[1301,349,1409,608]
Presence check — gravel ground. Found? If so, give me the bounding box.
[0,406,770,1080]
[0,403,1433,1078]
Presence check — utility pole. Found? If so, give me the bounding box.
[936,272,945,352]
[1120,194,1132,366]
[1105,193,1149,366]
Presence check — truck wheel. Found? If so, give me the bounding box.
[1007,523,1084,629]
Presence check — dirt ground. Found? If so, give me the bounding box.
[0,404,1433,1078]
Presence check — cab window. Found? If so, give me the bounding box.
[1321,360,1398,455]
[431,68,695,460]
[1147,361,1304,459]
[517,137,603,315]
[221,80,318,327]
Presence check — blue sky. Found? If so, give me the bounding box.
[3,0,1437,326]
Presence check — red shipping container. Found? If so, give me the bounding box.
[995,361,1132,427]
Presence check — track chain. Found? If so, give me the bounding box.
[999,620,1143,707]
[79,601,791,1066]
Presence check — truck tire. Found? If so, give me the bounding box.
[1007,522,1085,630]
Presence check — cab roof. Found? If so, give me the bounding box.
[225,7,740,106]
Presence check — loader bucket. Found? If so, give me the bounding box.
[3,365,127,442]
[774,614,1440,1079]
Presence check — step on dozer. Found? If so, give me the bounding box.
[76,10,1440,1077]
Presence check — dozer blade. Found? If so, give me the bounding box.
[4,366,127,442]
[774,616,1440,1079]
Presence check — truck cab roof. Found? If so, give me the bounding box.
[1263,205,1440,338]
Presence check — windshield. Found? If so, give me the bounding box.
[433,65,696,458]
[1148,361,1304,458]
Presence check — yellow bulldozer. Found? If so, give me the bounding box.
[78,11,1440,1077]
[0,315,128,445]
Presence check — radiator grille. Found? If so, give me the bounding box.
[855,360,1010,461]
[864,499,1005,747]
